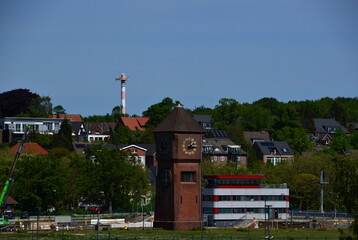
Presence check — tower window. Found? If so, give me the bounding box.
[181,171,196,182]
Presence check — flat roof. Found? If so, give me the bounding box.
[204,175,263,179]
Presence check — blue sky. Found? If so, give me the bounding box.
[1,0,357,117]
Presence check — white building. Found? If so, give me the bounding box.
[202,175,289,227]
[0,117,64,141]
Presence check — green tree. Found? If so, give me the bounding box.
[24,96,53,118]
[110,125,134,145]
[328,102,348,126]
[329,129,351,154]
[13,153,70,212]
[334,153,358,236]
[291,173,320,210]
[0,89,40,117]
[191,105,213,116]
[53,105,66,115]
[85,146,150,213]
[142,97,181,128]
[274,126,311,153]
[239,104,271,131]
[52,119,73,150]
[349,131,358,149]
[212,98,241,129]
[201,158,250,175]
[271,104,310,153]
[28,132,52,149]
[111,106,123,120]
[253,97,280,115]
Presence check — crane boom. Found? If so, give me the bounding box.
[0,126,29,210]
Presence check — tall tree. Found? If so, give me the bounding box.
[85,146,150,213]
[271,104,310,153]
[212,98,241,129]
[52,119,73,150]
[53,105,66,115]
[0,89,39,117]
[142,97,181,127]
[291,173,320,210]
[334,153,358,236]
[20,96,53,118]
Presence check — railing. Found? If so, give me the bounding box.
[260,184,288,189]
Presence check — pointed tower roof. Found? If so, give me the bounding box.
[153,105,204,133]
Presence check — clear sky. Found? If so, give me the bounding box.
[1,0,357,117]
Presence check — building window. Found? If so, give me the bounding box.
[15,124,21,132]
[181,172,196,182]
[202,195,213,201]
[246,196,259,201]
[233,208,244,213]
[220,156,225,162]
[54,123,60,132]
[203,208,213,214]
[218,208,231,213]
[44,122,53,131]
[233,196,245,201]
[219,195,231,201]
[132,149,138,154]
[159,169,171,187]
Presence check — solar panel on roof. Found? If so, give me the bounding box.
[261,142,275,146]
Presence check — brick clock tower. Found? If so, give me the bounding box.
[153,106,204,230]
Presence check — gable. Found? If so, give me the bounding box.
[50,114,83,122]
[10,143,48,155]
[119,117,149,131]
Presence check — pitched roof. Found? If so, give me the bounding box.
[5,195,18,205]
[10,143,49,155]
[153,106,204,133]
[85,122,116,135]
[49,114,83,122]
[119,117,149,131]
[243,131,271,144]
[205,130,229,138]
[313,118,349,134]
[203,137,247,155]
[254,141,293,156]
[192,115,212,123]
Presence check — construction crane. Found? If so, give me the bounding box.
[0,126,29,224]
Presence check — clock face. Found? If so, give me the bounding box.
[182,137,198,155]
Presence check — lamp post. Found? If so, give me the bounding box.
[36,207,41,240]
[264,198,271,239]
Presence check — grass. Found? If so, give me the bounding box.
[0,227,351,240]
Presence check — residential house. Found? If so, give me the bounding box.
[243,131,271,145]
[311,118,349,144]
[193,115,213,130]
[3,196,18,217]
[0,117,64,142]
[202,130,247,168]
[10,143,49,155]
[49,114,82,122]
[84,122,116,142]
[50,114,86,141]
[253,141,294,166]
[117,117,149,131]
[118,144,156,167]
